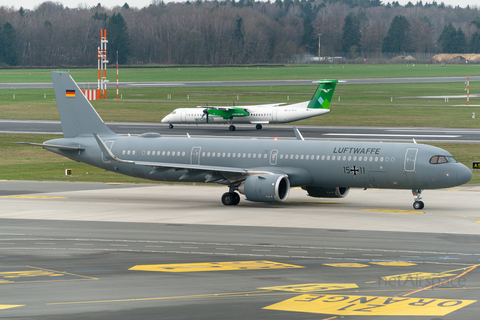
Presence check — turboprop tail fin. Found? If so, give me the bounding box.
[51,71,116,138]
[307,79,338,109]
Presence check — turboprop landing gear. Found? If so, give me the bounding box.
[169,124,174,129]
[229,125,236,131]
[221,192,240,205]
[256,124,262,130]
[412,189,424,210]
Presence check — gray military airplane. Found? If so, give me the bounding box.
[20,72,472,209]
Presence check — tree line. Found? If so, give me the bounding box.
[0,0,479,66]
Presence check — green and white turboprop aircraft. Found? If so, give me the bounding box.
[19,72,472,210]
[161,80,337,131]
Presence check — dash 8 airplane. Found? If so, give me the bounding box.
[20,72,472,210]
[161,80,337,131]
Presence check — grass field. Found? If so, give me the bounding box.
[1,82,479,127]
[1,63,479,83]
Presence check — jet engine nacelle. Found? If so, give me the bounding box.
[303,186,350,198]
[238,174,290,202]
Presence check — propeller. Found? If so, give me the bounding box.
[202,108,209,123]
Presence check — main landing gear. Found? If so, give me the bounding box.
[412,189,424,210]
[221,192,240,205]
[256,124,262,130]
[229,125,236,131]
[169,124,174,129]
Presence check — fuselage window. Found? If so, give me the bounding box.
[238,153,242,158]
[385,157,389,162]
[222,152,226,157]
[232,153,236,158]
[343,156,346,161]
[227,153,231,157]
[253,153,257,158]
[122,150,125,155]
[182,151,185,156]
[258,153,262,158]
[327,155,330,160]
[321,155,324,160]
[132,151,136,155]
[147,151,151,155]
[332,156,335,160]
[127,150,130,155]
[212,153,215,157]
[375,157,378,162]
[207,152,211,157]
[391,157,395,162]
[353,156,356,161]
[295,155,299,160]
[306,155,309,160]
[243,153,246,158]
[301,155,304,160]
[248,153,251,158]
[380,157,384,162]
[202,152,205,157]
[153,151,156,155]
[369,156,373,161]
[280,154,283,159]
[364,156,368,161]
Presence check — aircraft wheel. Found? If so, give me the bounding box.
[169,124,174,129]
[232,192,240,205]
[229,125,236,131]
[221,192,236,205]
[256,124,262,130]
[413,201,424,210]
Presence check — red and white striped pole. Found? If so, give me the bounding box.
[116,51,119,100]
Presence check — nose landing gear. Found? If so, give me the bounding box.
[412,189,424,210]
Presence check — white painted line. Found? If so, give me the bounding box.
[323,133,460,138]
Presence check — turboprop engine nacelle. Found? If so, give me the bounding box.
[303,186,350,198]
[238,174,290,202]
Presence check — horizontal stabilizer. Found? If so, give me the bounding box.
[16,142,84,151]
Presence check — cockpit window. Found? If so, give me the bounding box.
[429,155,457,164]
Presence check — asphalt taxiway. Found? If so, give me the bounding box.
[3,120,480,143]
[1,180,480,319]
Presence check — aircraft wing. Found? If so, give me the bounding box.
[16,142,84,151]
[197,106,234,111]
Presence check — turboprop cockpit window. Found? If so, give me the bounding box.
[429,156,458,164]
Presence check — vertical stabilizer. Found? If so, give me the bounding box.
[307,79,338,109]
[51,71,116,138]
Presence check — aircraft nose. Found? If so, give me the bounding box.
[457,164,473,185]
[161,116,168,123]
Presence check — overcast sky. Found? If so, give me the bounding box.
[1,0,478,11]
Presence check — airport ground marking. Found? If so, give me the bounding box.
[259,284,359,293]
[129,260,303,272]
[0,305,24,310]
[0,266,97,284]
[401,265,478,297]
[323,263,369,268]
[362,209,423,214]
[0,196,68,199]
[370,261,416,266]
[46,290,290,306]
[263,293,476,316]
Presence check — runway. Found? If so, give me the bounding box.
[3,120,480,143]
[1,181,480,319]
[1,76,480,89]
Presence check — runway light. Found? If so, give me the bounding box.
[274,137,278,141]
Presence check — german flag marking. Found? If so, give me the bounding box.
[66,90,75,98]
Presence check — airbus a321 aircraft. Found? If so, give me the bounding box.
[20,72,472,210]
[161,80,337,131]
